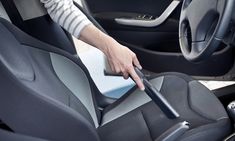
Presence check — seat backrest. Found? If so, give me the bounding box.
[1,0,106,55]
[0,18,101,141]
[1,0,77,54]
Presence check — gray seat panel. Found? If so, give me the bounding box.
[101,76,164,125]
[50,52,99,127]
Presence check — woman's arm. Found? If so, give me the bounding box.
[41,0,144,90]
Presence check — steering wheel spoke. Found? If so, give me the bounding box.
[189,41,206,59]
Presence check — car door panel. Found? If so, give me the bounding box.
[86,0,174,16]
[85,0,235,77]
[87,0,181,54]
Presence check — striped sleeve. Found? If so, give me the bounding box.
[40,0,92,38]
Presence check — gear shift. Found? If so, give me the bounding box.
[227,101,235,121]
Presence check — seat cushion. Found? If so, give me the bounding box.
[98,73,231,141]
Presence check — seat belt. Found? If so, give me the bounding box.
[73,0,108,34]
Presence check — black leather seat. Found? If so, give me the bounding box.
[0,18,231,141]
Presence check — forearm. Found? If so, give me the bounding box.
[41,0,144,90]
[79,24,118,55]
[41,0,117,55]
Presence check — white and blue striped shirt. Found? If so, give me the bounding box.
[40,0,91,38]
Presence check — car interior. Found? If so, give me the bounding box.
[0,0,235,141]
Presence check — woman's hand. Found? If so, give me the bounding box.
[104,41,145,91]
[80,24,145,90]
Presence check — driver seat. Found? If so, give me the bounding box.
[0,18,231,141]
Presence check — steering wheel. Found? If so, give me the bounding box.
[179,0,235,62]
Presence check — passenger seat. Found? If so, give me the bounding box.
[0,17,231,141]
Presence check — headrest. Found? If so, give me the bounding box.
[13,0,47,21]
